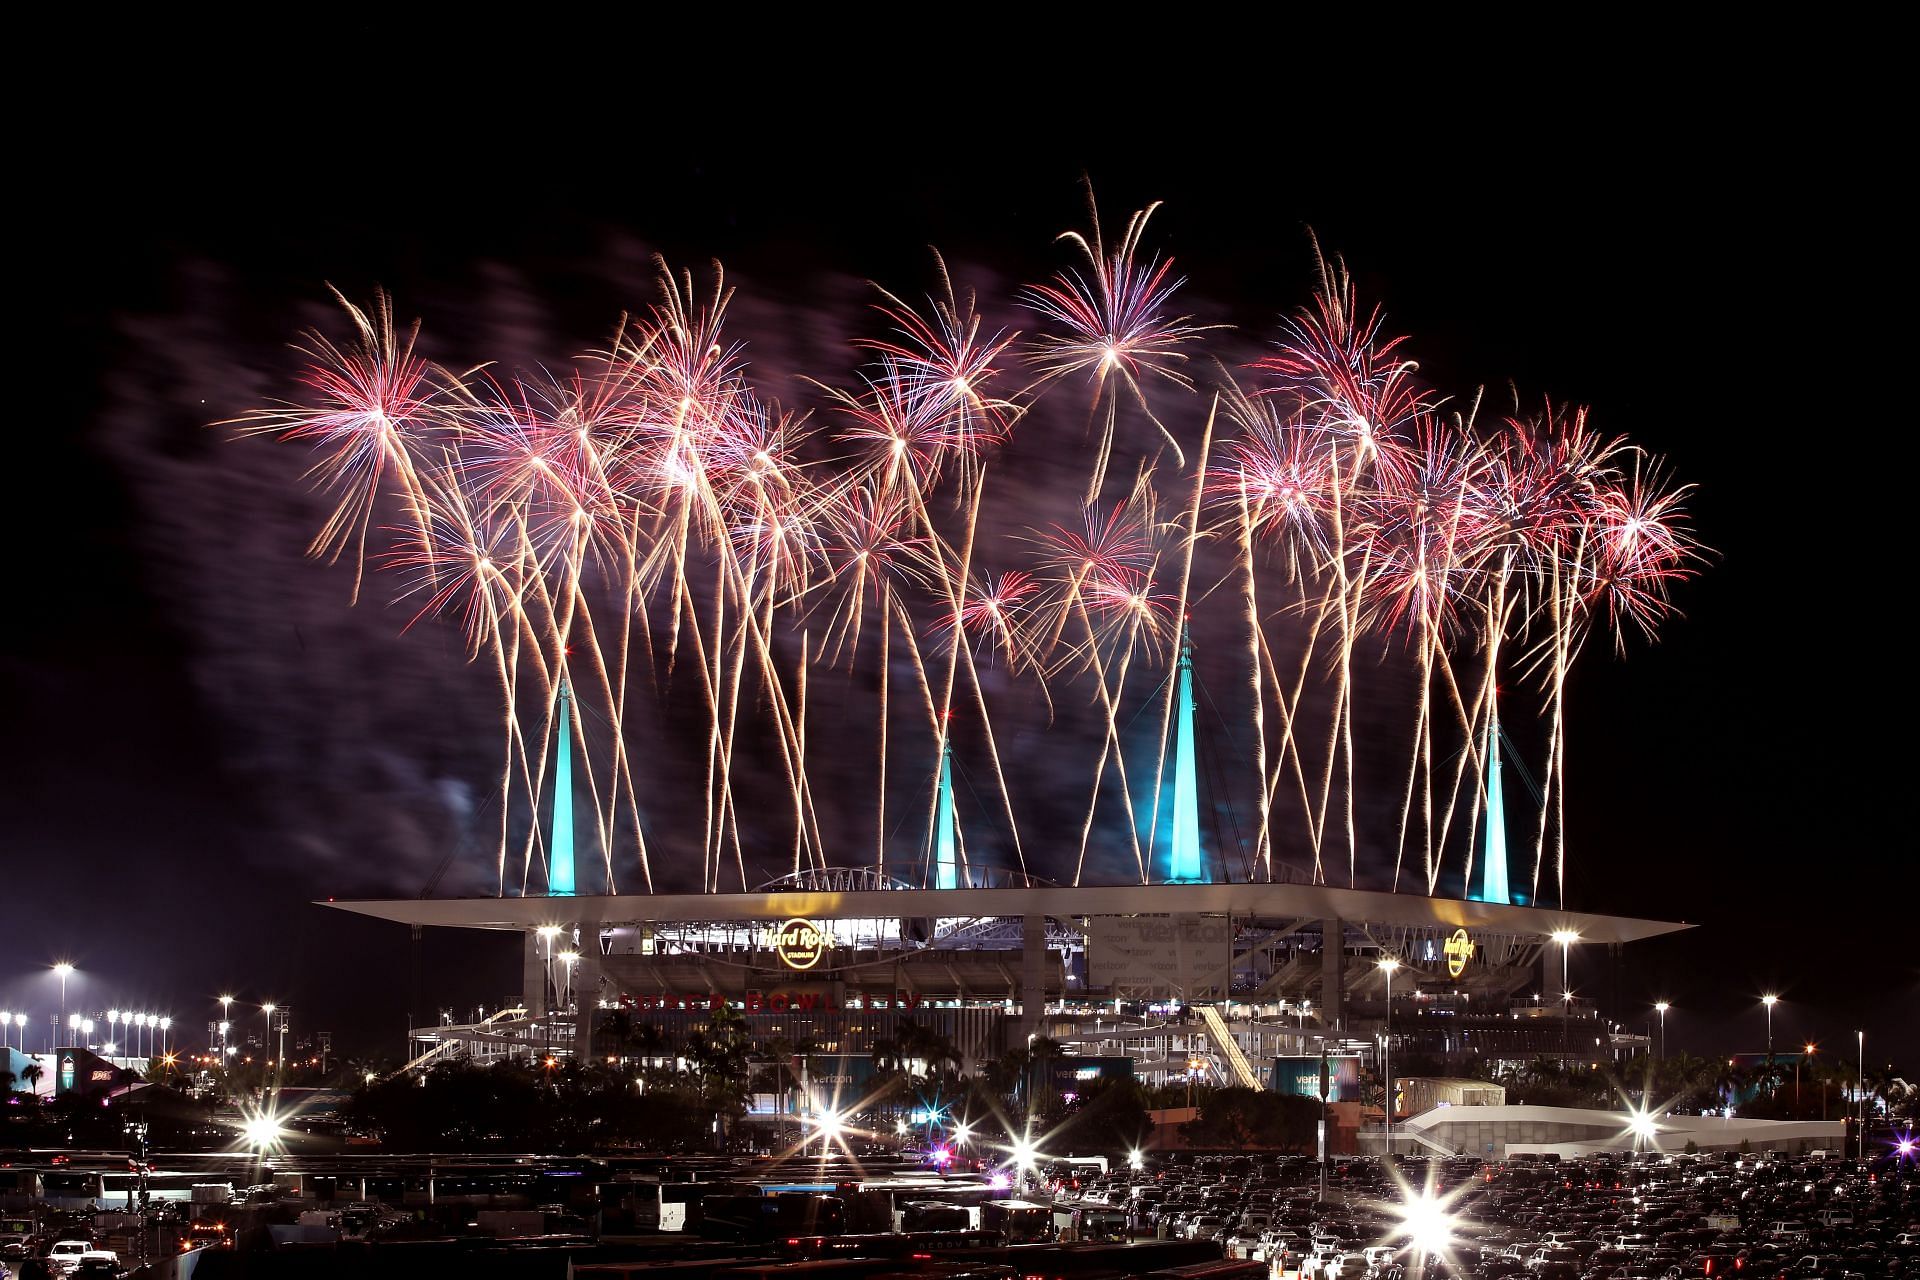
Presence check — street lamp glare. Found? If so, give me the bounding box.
[243,1113,283,1150]
[1654,1001,1669,1014]
[1761,994,1778,1007]
[262,1002,276,1015]
[1550,930,1580,946]
[1378,955,1400,973]
[52,963,74,978]
[1396,1188,1455,1256]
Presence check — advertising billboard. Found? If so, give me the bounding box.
[1269,1054,1362,1101]
[1085,914,1232,999]
[800,1053,877,1114]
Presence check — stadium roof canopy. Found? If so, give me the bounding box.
[325,881,1688,945]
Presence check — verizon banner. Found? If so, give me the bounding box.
[1085,914,1232,999]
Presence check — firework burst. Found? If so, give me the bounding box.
[238,195,1702,907]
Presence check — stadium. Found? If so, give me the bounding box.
[330,863,1689,1099]
[268,220,1707,1119]
[327,633,1691,1107]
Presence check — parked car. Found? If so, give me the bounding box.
[46,1241,91,1276]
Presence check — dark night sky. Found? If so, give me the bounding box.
[5,24,1910,1067]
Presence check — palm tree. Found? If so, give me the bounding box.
[1710,1060,1748,1112]
[1861,1065,1898,1125]
[20,1060,44,1094]
[1887,1076,1915,1123]
[1669,1053,1718,1111]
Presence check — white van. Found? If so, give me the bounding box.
[47,1241,91,1275]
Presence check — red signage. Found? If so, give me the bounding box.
[621,990,927,1013]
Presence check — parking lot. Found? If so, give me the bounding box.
[1033,1149,1917,1278]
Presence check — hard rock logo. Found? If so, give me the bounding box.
[775,918,828,970]
[1443,928,1475,978]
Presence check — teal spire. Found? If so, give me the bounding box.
[548,677,576,896]
[1477,698,1511,905]
[934,733,960,889]
[1167,625,1207,883]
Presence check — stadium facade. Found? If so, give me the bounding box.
[329,872,1688,1090]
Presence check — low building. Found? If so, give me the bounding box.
[1397,1076,1505,1114]
[1398,1103,1845,1159]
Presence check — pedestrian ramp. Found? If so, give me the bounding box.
[1197,1004,1263,1091]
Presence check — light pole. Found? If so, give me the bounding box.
[536,926,562,1063]
[1378,955,1400,1153]
[1551,931,1579,1065]
[1761,995,1778,1063]
[1857,1030,1865,1161]
[0,1011,9,1054]
[161,1017,172,1060]
[12,1015,24,1054]
[262,1004,276,1085]
[53,963,74,1037]
[1654,1002,1669,1061]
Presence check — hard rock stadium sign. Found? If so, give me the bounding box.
[1443,928,1476,978]
[772,917,828,970]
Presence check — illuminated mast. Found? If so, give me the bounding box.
[548,677,576,897]
[933,734,961,889]
[1167,625,1207,883]
[1477,698,1511,905]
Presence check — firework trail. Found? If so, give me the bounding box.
[238,196,1701,907]
[1022,191,1213,502]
